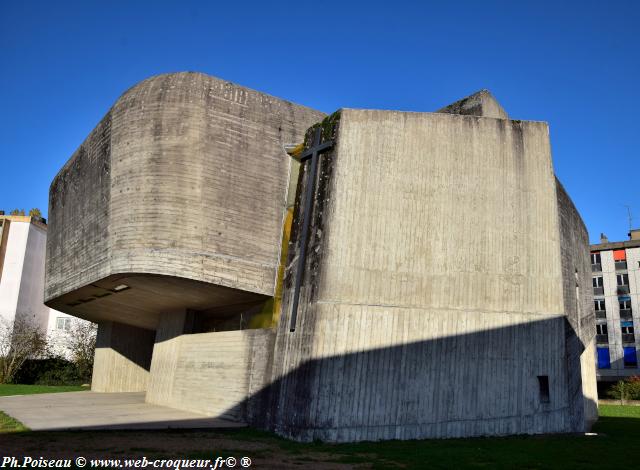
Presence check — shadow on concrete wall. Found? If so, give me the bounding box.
[220,316,599,442]
[95,322,155,371]
[90,316,597,442]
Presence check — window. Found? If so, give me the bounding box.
[593,276,604,295]
[597,347,611,369]
[590,252,601,264]
[594,299,606,311]
[621,321,635,335]
[55,317,72,331]
[619,298,632,311]
[596,324,608,335]
[623,347,638,368]
[617,273,629,286]
[537,376,550,403]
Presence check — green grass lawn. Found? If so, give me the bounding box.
[0,411,27,433]
[0,384,89,396]
[0,404,638,468]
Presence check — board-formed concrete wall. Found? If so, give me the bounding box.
[555,179,598,429]
[91,321,155,392]
[436,89,509,120]
[267,109,583,441]
[45,72,325,329]
[146,326,275,421]
[48,77,597,443]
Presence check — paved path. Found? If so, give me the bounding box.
[0,391,246,431]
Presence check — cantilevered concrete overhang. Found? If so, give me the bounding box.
[45,72,325,329]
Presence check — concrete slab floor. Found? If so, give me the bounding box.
[0,391,246,431]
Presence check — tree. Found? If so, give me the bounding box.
[28,208,42,218]
[9,209,25,216]
[67,319,97,382]
[0,317,49,384]
[607,376,640,402]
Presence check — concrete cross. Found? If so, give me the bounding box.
[290,126,334,332]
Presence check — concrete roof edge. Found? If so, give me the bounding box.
[336,107,547,125]
[590,240,640,251]
[116,71,325,117]
[50,71,326,195]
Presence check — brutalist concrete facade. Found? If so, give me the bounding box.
[45,72,325,393]
[268,105,597,441]
[45,74,597,441]
[46,72,325,328]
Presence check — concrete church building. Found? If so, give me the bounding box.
[45,72,597,442]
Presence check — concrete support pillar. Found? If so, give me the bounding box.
[145,310,195,406]
[581,338,599,430]
[91,321,155,392]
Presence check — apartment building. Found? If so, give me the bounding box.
[591,229,640,382]
[0,214,52,331]
[0,213,90,357]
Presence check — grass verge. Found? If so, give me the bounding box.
[0,384,89,396]
[0,411,28,433]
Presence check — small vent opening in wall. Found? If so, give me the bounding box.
[538,375,550,403]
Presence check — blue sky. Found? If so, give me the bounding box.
[1,0,638,244]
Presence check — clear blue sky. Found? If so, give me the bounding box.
[1,0,638,244]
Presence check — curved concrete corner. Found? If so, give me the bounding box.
[45,72,325,329]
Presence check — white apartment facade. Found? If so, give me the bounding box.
[0,214,90,357]
[591,229,640,382]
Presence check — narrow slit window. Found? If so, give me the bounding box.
[537,376,550,403]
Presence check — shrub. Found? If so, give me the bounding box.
[606,376,640,400]
[11,357,85,386]
[0,317,48,383]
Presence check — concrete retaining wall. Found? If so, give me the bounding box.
[146,327,275,421]
[91,322,155,392]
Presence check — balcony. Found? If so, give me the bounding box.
[596,334,609,344]
[617,285,630,295]
[615,261,628,270]
[596,311,607,320]
[591,263,602,272]
[620,309,633,320]
[593,287,605,295]
[622,333,636,343]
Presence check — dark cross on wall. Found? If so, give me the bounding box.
[289,127,334,332]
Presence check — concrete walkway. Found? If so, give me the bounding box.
[0,391,246,431]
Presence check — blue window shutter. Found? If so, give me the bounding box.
[623,347,638,366]
[597,347,611,369]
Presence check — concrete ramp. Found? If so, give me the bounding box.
[0,391,246,431]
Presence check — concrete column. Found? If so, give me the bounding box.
[91,321,155,392]
[581,338,599,430]
[145,310,194,406]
